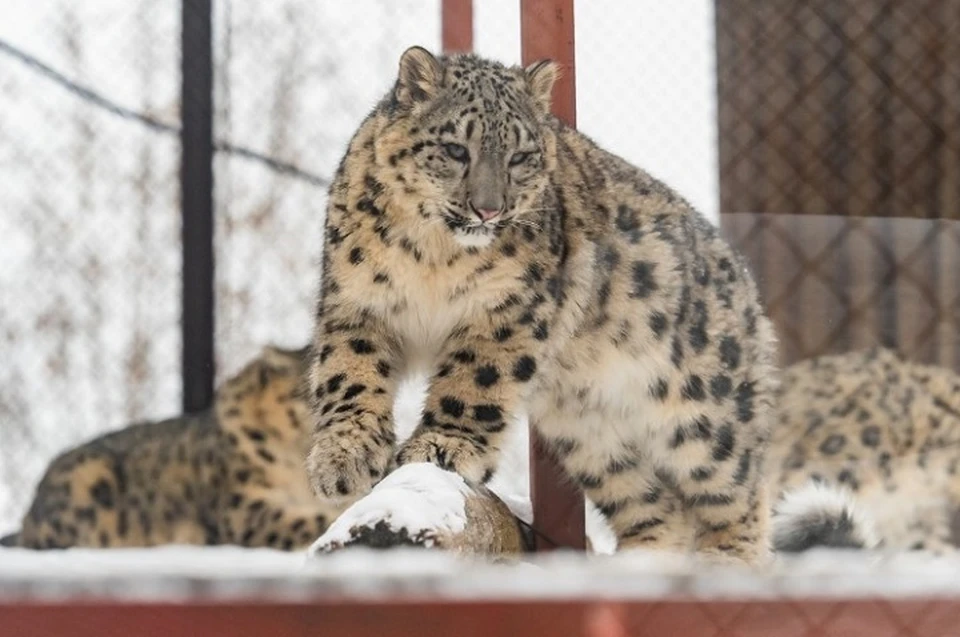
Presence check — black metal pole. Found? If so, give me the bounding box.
[180,0,215,413]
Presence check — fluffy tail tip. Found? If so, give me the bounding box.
[0,532,20,547]
[772,481,879,553]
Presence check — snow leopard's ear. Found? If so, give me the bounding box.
[395,46,443,108]
[524,59,560,113]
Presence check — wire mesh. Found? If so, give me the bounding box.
[723,213,960,371]
[0,1,181,529]
[0,0,442,530]
[211,0,442,381]
[474,0,720,220]
[716,0,960,219]
[715,0,960,375]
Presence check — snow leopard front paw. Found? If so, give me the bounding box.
[307,416,394,504]
[396,431,493,485]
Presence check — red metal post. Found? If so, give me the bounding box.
[521,0,576,126]
[441,0,473,54]
[520,0,586,552]
[7,598,956,636]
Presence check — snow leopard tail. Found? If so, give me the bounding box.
[0,531,20,547]
[772,481,879,553]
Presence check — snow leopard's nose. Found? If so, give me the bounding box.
[467,155,505,222]
[470,201,503,222]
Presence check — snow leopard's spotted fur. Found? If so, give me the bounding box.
[306,47,778,564]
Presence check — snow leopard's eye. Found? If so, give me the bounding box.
[509,151,534,167]
[443,143,469,162]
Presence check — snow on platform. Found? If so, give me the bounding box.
[2,545,960,603]
[3,455,959,605]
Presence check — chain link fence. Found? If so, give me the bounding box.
[474,0,720,220]
[0,0,442,530]
[0,1,182,529]
[716,0,960,221]
[714,0,960,372]
[212,1,444,377]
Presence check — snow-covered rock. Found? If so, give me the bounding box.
[309,463,472,553]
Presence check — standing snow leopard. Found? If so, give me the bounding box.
[306,47,778,564]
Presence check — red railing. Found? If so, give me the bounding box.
[5,598,960,637]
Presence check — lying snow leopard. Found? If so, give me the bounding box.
[306,47,778,564]
[770,347,960,554]
[2,346,343,550]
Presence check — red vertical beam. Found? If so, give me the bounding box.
[520,0,585,552]
[442,0,473,54]
[521,0,576,126]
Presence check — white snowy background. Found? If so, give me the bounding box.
[0,0,718,531]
